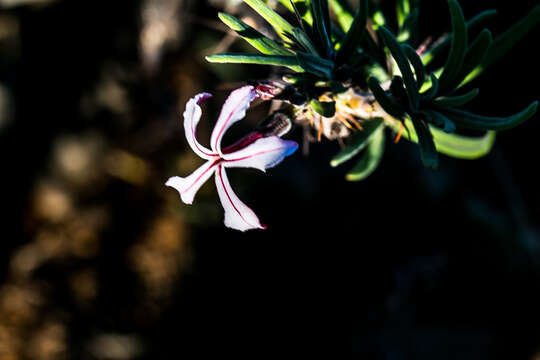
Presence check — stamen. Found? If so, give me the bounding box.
[394,122,404,144]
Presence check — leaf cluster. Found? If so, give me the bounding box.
[207,0,539,179]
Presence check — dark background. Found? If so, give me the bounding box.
[0,0,539,358]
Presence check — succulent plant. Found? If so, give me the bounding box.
[206,0,539,180]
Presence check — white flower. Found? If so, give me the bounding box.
[166,86,298,231]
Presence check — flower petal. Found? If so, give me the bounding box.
[184,92,216,160]
[165,160,219,204]
[214,165,266,231]
[222,136,298,172]
[210,86,257,155]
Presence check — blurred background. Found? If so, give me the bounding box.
[0,0,539,358]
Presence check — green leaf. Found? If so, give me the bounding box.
[309,99,336,117]
[389,117,497,159]
[378,26,419,110]
[291,27,319,55]
[410,114,438,168]
[402,44,425,88]
[311,0,333,57]
[455,29,492,88]
[442,101,538,131]
[243,0,296,41]
[397,8,419,42]
[331,118,384,167]
[296,51,334,78]
[464,4,540,84]
[336,0,368,63]
[396,0,411,28]
[432,129,496,159]
[421,9,497,65]
[218,13,290,56]
[424,110,456,133]
[368,77,406,118]
[437,0,467,94]
[421,73,439,100]
[431,88,479,108]
[205,53,303,72]
[288,0,314,27]
[346,127,385,181]
[329,0,355,31]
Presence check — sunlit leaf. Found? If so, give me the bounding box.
[331,117,384,167]
[243,0,296,41]
[218,13,290,56]
[346,127,385,181]
[206,53,303,72]
[390,118,496,159]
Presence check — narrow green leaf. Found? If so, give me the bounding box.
[296,51,334,78]
[396,0,411,28]
[336,0,368,63]
[422,9,497,65]
[454,29,492,88]
[397,8,419,42]
[388,117,496,159]
[378,26,419,110]
[368,77,406,118]
[346,127,385,181]
[206,53,303,72]
[464,4,540,84]
[311,0,333,56]
[402,44,425,88]
[329,0,354,31]
[218,13,290,56]
[431,88,479,108]
[424,110,456,133]
[421,73,439,100]
[437,0,468,93]
[288,0,314,27]
[331,118,384,167]
[442,101,538,131]
[410,114,438,168]
[291,27,319,55]
[432,130,496,159]
[309,99,336,117]
[243,0,296,41]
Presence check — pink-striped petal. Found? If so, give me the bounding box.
[222,136,298,172]
[165,159,219,204]
[210,86,257,155]
[214,165,266,231]
[183,92,216,160]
